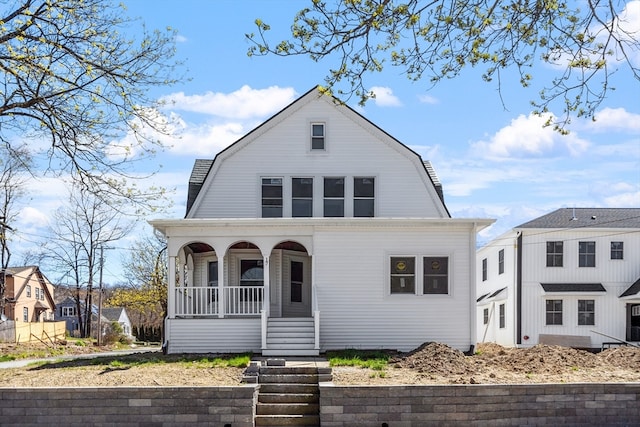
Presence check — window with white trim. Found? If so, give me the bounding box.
[483,308,489,325]
[546,299,563,325]
[546,241,563,267]
[498,249,504,275]
[261,178,283,218]
[578,299,595,325]
[390,257,415,294]
[579,241,595,267]
[292,177,313,217]
[311,123,325,150]
[611,241,623,260]
[23,307,28,322]
[62,306,76,317]
[323,177,344,217]
[499,303,506,328]
[482,258,487,281]
[353,177,374,217]
[26,285,31,298]
[423,256,448,294]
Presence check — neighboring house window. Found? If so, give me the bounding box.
[483,308,489,325]
[208,261,218,287]
[423,256,448,294]
[311,123,325,150]
[292,177,313,217]
[578,241,596,267]
[611,241,624,260]
[499,304,505,328]
[482,258,487,281]
[323,177,344,217]
[62,306,76,317]
[498,249,504,275]
[546,300,563,325]
[262,178,283,218]
[26,285,31,298]
[23,307,28,322]
[353,177,375,217]
[35,287,40,300]
[546,241,563,267]
[390,257,415,294]
[578,300,595,325]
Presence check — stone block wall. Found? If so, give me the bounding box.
[319,383,640,426]
[0,386,257,426]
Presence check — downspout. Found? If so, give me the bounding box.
[469,222,478,354]
[516,231,523,346]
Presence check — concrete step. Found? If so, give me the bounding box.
[258,393,319,404]
[256,402,320,416]
[260,367,318,375]
[259,383,319,395]
[254,414,320,426]
[259,374,319,384]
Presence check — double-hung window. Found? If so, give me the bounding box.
[483,308,489,325]
[62,306,76,317]
[546,241,563,267]
[353,177,375,217]
[578,299,595,325]
[23,307,28,322]
[423,257,448,294]
[292,178,313,217]
[482,258,487,281]
[578,241,596,267]
[546,300,563,325]
[26,285,31,298]
[611,241,623,260]
[498,249,504,275]
[390,257,415,294]
[261,178,283,218]
[311,123,325,150]
[499,304,506,328]
[324,177,344,217]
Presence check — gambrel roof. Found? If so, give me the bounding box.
[517,208,640,229]
[185,85,450,219]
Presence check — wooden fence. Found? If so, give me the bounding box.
[0,320,66,344]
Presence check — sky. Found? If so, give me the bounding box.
[10,0,640,285]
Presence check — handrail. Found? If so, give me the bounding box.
[312,284,320,350]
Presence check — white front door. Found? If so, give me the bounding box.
[281,255,311,317]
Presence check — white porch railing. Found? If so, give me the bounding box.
[174,286,264,317]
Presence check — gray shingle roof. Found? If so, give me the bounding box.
[186,159,214,215]
[540,283,606,292]
[620,277,640,298]
[517,208,640,229]
[101,307,125,322]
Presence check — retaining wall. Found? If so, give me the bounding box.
[0,386,257,426]
[319,383,640,426]
[1,383,639,426]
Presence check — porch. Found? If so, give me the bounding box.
[169,285,320,356]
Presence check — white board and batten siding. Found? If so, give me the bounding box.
[188,92,446,220]
[519,229,640,348]
[476,230,518,347]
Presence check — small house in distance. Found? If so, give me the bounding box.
[151,86,493,356]
[477,208,640,350]
[2,266,55,322]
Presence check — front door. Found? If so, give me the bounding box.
[282,255,311,317]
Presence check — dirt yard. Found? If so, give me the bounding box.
[1,341,640,387]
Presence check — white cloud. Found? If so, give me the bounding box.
[368,86,402,107]
[418,94,439,104]
[471,113,590,160]
[586,107,640,133]
[168,121,249,156]
[160,85,297,119]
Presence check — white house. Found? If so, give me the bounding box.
[151,86,493,356]
[477,208,640,350]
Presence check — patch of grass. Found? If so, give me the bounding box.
[0,355,16,362]
[326,349,391,371]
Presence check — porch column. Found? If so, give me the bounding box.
[168,256,176,318]
[263,255,270,317]
[217,254,225,318]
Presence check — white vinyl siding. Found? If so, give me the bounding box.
[189,95,447,219]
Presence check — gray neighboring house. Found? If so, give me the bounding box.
[56,297,132,339]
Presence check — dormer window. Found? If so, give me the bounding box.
[311,123,325,150]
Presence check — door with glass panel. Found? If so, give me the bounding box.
[282,255,311,317]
